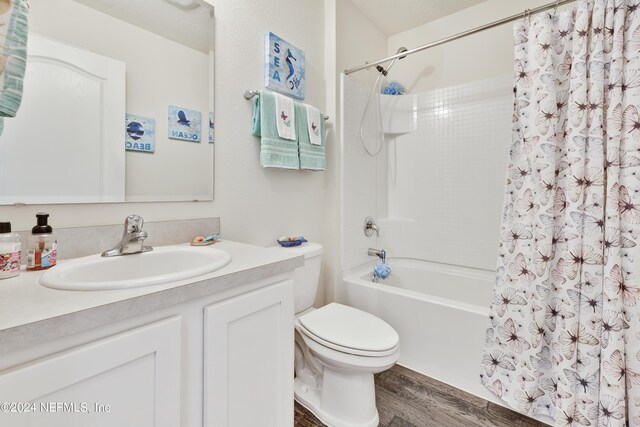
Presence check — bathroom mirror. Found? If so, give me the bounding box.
[0,0,215,205]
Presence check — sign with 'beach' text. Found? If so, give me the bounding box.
[126,114,155,153]
[264,32,305,100]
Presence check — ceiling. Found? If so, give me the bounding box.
[350,0,490,36]
[73,0,213,53]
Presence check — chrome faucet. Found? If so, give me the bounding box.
[368,248,386,263]
[101,215,153,257]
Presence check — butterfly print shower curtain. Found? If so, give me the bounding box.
[481,1,640,425]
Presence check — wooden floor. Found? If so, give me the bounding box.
[294,364,548,427]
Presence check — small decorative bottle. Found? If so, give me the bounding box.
[26,213,57,271]
[0,222,21,280]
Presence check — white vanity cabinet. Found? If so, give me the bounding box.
[204,280,294,427]
[0,275,296,427]
[0,317,182,427]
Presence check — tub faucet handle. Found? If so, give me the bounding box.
[364,216,379,237]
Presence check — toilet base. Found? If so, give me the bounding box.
[294,372,379,427]
[293,305,399,427]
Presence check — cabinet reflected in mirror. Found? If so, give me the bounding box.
[0,0,214,205]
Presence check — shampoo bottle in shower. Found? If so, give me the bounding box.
[26,213,57,271]
[0,222,21,280]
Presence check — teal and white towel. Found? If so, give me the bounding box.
[295,102,325,171]
[251,89,300,169]
[305,104,322,145]
[275,92,296,141]
[0,0,30,135]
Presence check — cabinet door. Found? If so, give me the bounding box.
[204,280,294,427]
[0,316,181,427]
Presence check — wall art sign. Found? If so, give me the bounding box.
[168,106,201,142]
[125,114,155,153]
[264,32,305,100]
[209,112,215,144]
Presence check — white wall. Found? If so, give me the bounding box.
[341,75,380,272]
[386,0,550,92]
[322,0,338,304]
[326,0,387,301]
[0,0,327,254]
[206,0,326,246]
[336,0,387,89]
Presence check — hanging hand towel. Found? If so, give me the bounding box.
[251,89,300,169]
[275,92,296,141]
[0,0,30,135]
[295,102,325,171]
[305,104,322,145]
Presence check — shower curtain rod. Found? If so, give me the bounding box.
[344,0,577,75]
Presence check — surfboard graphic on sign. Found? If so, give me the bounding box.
[209,112,215,144]
[125,114,155,153]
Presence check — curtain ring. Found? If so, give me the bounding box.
[553,0,561,17]
[523,8,531,23]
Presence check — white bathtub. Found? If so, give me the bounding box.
[343,259,505,405]
[343,258,553,424]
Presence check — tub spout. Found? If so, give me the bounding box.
[368,248,386,263]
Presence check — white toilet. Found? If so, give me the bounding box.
[283,242,400,427]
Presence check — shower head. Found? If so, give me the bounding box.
[396,46,408,59]
[376,47,408,76]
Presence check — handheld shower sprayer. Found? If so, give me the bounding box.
[360,46,408,157]
[376,47,408,76]
[375,65,388,76]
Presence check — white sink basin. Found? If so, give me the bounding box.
[39,245,232,291]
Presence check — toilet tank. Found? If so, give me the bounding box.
[277,242,323,313]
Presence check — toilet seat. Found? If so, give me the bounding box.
[297,303,399,357]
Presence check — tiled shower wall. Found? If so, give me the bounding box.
[378,76,513,271]
[342,75,514,273]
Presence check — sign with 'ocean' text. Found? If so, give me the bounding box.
[168,106,201,143]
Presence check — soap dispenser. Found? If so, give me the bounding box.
[27,213,57,271]
[0,222,21,279]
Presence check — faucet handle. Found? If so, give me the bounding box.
[124,215,144,233]
[364,216,379,237]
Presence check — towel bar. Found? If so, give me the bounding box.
[243,90,329,121]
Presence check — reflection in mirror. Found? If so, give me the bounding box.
[0,0,214,205]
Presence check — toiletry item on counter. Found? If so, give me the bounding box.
[191,233,221,246]
[277,235,307,247]
[26,213,57,271]
[0,222,21,280]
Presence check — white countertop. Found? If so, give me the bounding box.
[0,240,304,353]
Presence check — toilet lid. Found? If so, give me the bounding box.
[298,303,399,353]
